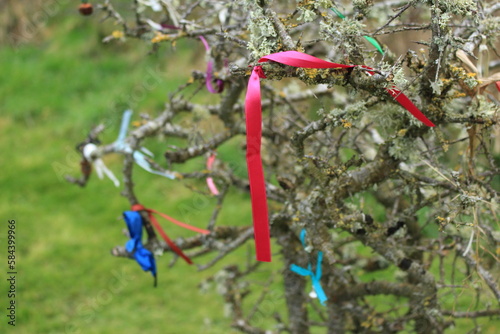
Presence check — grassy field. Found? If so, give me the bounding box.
[0,6,274,334]
[0,3,499,334]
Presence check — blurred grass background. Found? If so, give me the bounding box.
[0,2,277,333]
[0,1,499,333]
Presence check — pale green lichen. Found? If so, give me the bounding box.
[483,16,500,45]
[459,193,483,208]
[315,0,334,8]
[438,12,452,29]
[353,0,372,7]
[353,0,374,15]
[430,0,476,16]
[388,136,418,161]
[463,75,478,89]
[296,0,333,22]
[326,101,368,127]
[245,3,277,58]
[444,0,475,15]
[378,62,409,90]
[297,9,317,22]
[320,18,364,54]
[429,79,444,95]
[468,95,499,118]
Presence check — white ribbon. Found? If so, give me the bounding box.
[83,143,120,187]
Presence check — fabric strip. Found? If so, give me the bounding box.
[245,50,435,262]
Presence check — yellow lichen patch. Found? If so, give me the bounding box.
[436,216,446,223]
[341,119,352,128]
[278,91,286,98]
[303,68,319,79]
[397,129,407,137]
[452,92,466,98]
[151,32,170,44]
[112,30,124,39]
[466,72,477,78]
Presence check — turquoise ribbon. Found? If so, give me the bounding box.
[331,7,385,55]
[290,229,327,305]
[114,110,176,179]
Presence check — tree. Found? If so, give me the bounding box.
[66,1,500,333]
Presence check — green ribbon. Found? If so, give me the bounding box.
[331,7,384,55]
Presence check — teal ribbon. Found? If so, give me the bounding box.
[290,229,327,305]
[331,7,384,55]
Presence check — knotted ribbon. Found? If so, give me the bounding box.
[206,153,219,195]
[82,143,120,187]
[245,50,435,262]
[114,110,177,179]
[199,36,225,94]
[123,211,157,286]
[131,204,210,264]
[290,229,327,305]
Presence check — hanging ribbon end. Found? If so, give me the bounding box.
[256,241,272,262]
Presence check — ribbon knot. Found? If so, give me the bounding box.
[290,229,327,305]
[83,143,120,187]
[115,110,177,180]
[123,211,157,286]
[253,66,267,79]
[131,204,210,264]
[245,50,436,262]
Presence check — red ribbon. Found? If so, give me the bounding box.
[245,66,271,262]
[245,50,435,262]
[358,65,435,127]
[131,204,210,264]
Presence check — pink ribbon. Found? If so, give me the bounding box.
[206,153,219,196]
[199,36,224,94]
[245,66,271,262]
[245,50,435,262]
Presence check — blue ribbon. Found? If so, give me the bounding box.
[114,110,176,180]
[290,229,327,305]
[299,229,307,247]
[123,211,157,286]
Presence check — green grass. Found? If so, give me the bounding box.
[0,8,263,334]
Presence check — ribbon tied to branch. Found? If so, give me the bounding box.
[114,110,178,179]
[245,50,435,262]
[131,204,210,264]
[199,36,225,94]
[123,210,157,286]
[82,143,120,187]
[290,229,327,305]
